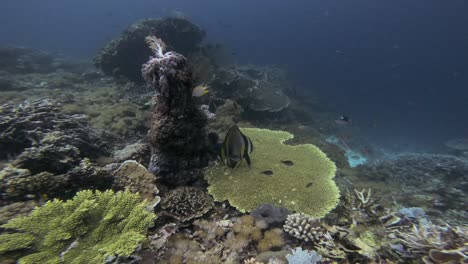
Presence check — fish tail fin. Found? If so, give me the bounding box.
[245,154,251,168]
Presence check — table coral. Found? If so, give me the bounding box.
[0,190,156,264]
[206,128,339,218]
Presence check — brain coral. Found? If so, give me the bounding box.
[206,128,339,218]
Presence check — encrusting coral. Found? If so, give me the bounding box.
[112,160,160,206]
[206,127,339,218]
[159,186,213,222]
[0,190,156,264]
[142,36,209,186]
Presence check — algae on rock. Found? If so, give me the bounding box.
[0,190,156,264]
[206,128,339,218]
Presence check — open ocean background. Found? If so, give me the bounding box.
[1,0,467,153]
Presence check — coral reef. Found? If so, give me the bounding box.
[156,214,287,263]
[0,190,156,263]
[60,86,150,137]
[159,187,213,222]
[251,204,290,227]
[113,143,150,166]
[0,99,116,204]
[0,46,59,74]
[113,160,160,205]
[206,127,339,218]
[283,213,330,244]
[210,65,291,113]
[357,153,468,213]
[286,247,322,264]
[142,36,209,185]
[207,99,244,135]
[394,221,468,263]
[0,98,113,160]
[94,18,205,83]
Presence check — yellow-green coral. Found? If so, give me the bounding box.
[206,128,339,218]
[0,190,156,264]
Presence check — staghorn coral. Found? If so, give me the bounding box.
[395,221,468,262]
[0,190,156,264]
[206,128,339,218]
[142,36,209,186]
[94,18,205,83]
[160,187,213,222]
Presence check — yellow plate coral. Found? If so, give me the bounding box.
[206,128,339,218]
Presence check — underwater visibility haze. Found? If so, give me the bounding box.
[0,1,467,263]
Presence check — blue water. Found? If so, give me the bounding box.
[1,0,467,153]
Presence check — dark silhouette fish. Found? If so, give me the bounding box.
[220,125,253,168]
[261,170,274,176]
[280,160,294,166]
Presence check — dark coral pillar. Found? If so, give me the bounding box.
[142,37,208,186]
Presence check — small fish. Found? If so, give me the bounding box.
[220,125,254,168]
[261,170,274,176]
[334,115,352,126]
[192,84,209,97]
[280,160,294,166]
[306,182,313,188]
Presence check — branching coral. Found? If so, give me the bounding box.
[396,221,468,262]
[206,127,339,218]
[0,190,156,264]
[283,213,330,243]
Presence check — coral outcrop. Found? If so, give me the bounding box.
[142,36,209,185]
[206,128,339,218]
[113,160,160,205]
[0,46,54,74]
[0,99,116,204]
[159,187,213,222]
[210,65,291,113]
[94,18,205,83]
[0,190,156,263]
